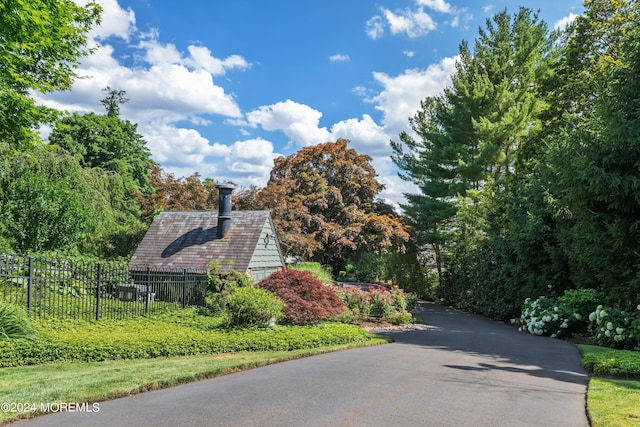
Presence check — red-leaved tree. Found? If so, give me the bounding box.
[257,269,345,325]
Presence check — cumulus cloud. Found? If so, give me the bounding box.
[329,114,389,156]
[142,124,231,167]
[416,0,452,14]
[554,13,579,31]
[382,7,437,38]
[74,0,136,41]
[244,100,331,147]
[366,15,385,39]
[368,56,458,134]
[329,53,350,62]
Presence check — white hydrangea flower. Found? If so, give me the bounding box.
[589,312,597,322]
[616,327,624,334]
[574,313,582,321]
[607,322,614,330]
[605,330,611,337]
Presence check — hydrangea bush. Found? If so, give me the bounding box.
[588,305,640,350]
[518,296,572,338]
[518,289,640,350]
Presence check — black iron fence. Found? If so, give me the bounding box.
[0,252,209,321]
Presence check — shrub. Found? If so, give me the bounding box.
[557,289,604,333]
[0,302,39,341]
[224,287,284,327]
[333,286,371,319]
[257,269,345,325]
[588,305,640,350]
[204,261,253,313]
[288,262,333,284]
[332,285,415,324]
[518,296,572,337]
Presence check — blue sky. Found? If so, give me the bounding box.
[40,0,584,207]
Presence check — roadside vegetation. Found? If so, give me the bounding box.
[577,346,640,427]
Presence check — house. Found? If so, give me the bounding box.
[129,184,285,283]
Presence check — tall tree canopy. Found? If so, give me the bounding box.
[48,89,155,196]
[0,0,101,147]
[260,138,409,273]
[546,0,640,307]
[392,7,552,293]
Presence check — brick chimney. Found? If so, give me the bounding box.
[216,183,235,238]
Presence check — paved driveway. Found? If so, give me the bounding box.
[16,302,589,426]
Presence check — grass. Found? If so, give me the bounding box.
[577,345,640,427]
[0,339,388,424]
[0,308,389,424]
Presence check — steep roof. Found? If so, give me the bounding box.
[129,210,275,272]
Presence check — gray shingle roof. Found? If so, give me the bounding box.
[129,210,273,272]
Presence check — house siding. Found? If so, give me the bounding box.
[248,217,285,282]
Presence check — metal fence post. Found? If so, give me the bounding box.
[95,263,102,321]
[145,267,151,315]
[182,269,187,308]
[27,256,33,316]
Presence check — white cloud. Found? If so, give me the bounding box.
[383,7,436,38]
[366,16,385,39]
[329,114,389,156]
[404,50,415,57]
[244,100,331,147]
[225,138,279,182]
[329,53,350,62]
[186,46,251,75]
[554,13,579,31]
[368,4,440,39]
[416,0,452,14]
[368,56,458,134]
[74,0,136,41]
[143,124,231,167]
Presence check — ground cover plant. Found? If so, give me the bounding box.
[0,307,374,368]
[577,345,640,427]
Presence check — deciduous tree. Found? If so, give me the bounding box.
[260,139,409,273]
[0,0,101,147]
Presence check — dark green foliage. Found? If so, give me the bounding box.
[1,168,91,252]
[258,269,345,325]
[545,1,640,309]
[0,302,39,341]
[224,287,284,327]
[49,111,155,195]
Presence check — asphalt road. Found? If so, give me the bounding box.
[16,302,589,426]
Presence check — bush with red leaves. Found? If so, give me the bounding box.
[257,269,345,325]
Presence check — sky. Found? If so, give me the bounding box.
[38,0,584,208]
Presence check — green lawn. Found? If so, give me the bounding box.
[0,340,387,424]
[577,345,640,427]
[0,309,388,424]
